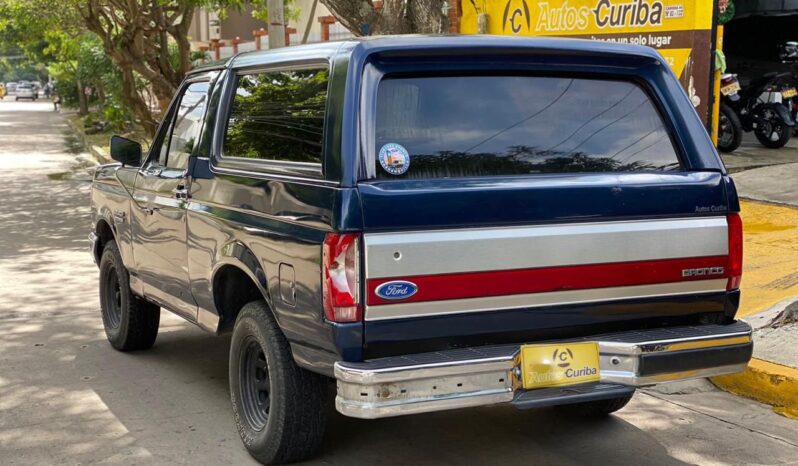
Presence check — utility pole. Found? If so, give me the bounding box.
[267,0,286,49]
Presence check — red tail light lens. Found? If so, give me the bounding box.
[322,233,361,322]
[727,213,743,290]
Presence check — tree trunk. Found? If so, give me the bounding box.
[78,1,196,135]
[97,84,106,105]
[321,0,449,35]
[76,78,88,116]
[120,68,158,136]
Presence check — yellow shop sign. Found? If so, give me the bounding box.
[460,0,715,124]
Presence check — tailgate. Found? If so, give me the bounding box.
[359,174,733,358]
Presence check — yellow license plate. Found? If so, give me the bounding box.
[720,82,741,95]
[783,88,797,98]
[517,342,600,389]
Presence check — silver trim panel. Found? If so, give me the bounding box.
[364,217,728,279]
[365,279,728,321]
[334,322,752,419]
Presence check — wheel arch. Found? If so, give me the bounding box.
[211,241,273,333]
[93,217,116,263]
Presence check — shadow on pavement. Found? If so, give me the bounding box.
[0,311,691,466]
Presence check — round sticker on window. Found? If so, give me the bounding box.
[378,143,410,176]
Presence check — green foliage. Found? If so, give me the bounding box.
[248,0,301,23]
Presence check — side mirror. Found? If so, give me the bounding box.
[110,135,142,166]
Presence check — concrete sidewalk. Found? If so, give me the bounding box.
[713,147,798,420]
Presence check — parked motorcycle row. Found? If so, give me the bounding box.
[717,71,796,152]
[717,41,798,153]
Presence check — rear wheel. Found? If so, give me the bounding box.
[98,241,160,350]
[556,394,634,417]
[717,103,742,153]
[755,108,792,148]
[229,301,327,465]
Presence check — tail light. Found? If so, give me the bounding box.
[727,213,743,290]
[322,233,361,322]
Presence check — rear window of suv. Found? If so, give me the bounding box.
[372,75,681,179]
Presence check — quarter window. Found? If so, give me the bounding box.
[223,68,329,164]
[373,75,681,179]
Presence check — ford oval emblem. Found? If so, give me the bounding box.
[375,281,418,300]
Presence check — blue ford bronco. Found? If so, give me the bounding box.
[89,36,752,464]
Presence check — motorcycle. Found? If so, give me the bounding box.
[717,72,796,152]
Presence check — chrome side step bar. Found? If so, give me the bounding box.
[334,321,752,419]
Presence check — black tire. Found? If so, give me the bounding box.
[229,301,327,465]
[754,109,792,149]
[555,394,634,417]
[717,103,743,153]
[98,241,160,351]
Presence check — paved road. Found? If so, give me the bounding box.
[1,100,798,465]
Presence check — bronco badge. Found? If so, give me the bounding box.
[375,281,418,300]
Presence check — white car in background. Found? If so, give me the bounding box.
[15,83,37,101]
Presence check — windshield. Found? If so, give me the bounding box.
[372,75,681,179]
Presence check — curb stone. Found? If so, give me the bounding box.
[712,358,798,420]
[63,115,112,165]
[712,297,798,420]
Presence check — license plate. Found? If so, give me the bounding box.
[783,88,797,98]
[720,82,741,95]
[517,342,600,389]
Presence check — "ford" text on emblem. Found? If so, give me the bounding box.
[375,281,418,300]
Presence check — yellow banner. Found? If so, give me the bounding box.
[460,0,716,123]
[461,0,712,36]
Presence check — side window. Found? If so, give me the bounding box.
[223,67,329,164]
[160,81,210,170]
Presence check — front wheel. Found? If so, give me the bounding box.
[555,393,634,417]
[754,109,792,148]
[98,241,160,350]
[229,301,327,465]
[717,103,743,153]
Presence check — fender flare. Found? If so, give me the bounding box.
[91,209,117,263]
[210,240,273,315]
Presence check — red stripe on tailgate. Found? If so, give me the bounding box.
[367,256,729,305]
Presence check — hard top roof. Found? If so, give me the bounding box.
[189,35,664,75]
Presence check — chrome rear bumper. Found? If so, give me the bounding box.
[334,321,752,419]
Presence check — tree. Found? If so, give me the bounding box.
[76,1,202,133]
[0,0,302,135]
[320,0,450,35]
[0,0,90,112]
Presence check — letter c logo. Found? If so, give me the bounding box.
[510,9,523,33]
[502,0,531,34]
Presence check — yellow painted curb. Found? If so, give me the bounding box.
[712,358,798,419]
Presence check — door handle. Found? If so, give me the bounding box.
[173,184,190,200]
[140,206,159,215]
